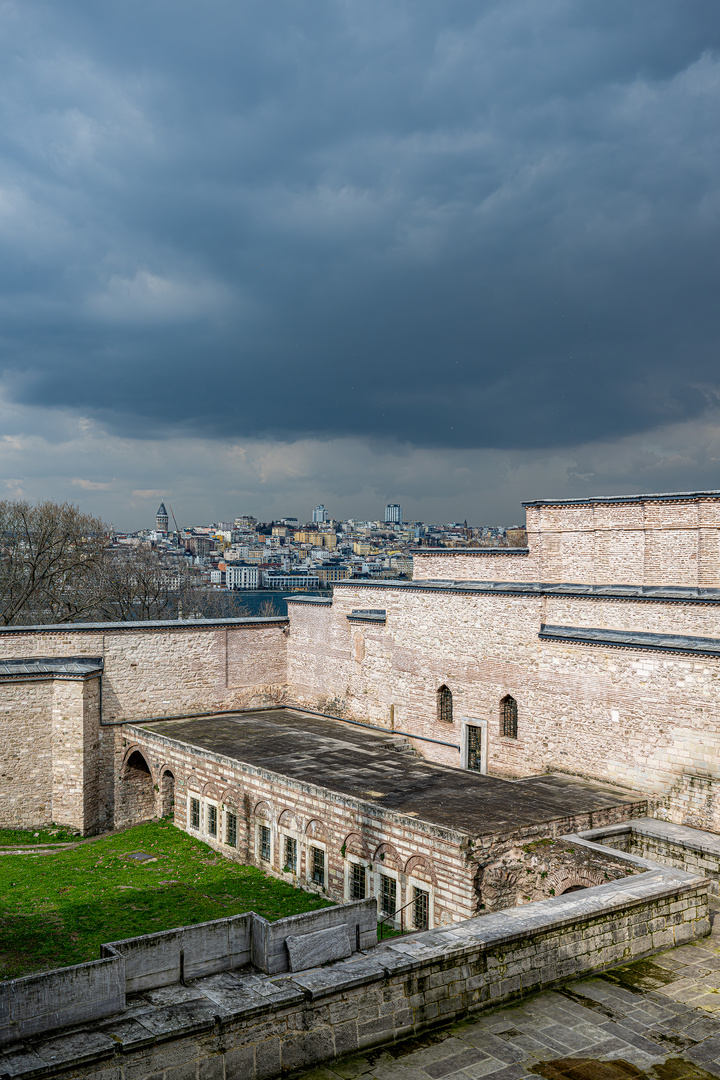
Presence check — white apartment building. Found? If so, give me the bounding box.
[226,565,259,590]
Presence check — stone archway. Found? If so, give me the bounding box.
[161,771,175,819]
[117,749,155,827]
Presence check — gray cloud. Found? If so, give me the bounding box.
[0,0,718,456]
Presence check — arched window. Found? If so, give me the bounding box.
[437,685,453,723]
[500,695,518,739]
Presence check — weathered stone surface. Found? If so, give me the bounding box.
[286,925,353,972]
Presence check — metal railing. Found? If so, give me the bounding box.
[378,893,427,940]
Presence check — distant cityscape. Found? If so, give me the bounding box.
[111,502,527,595]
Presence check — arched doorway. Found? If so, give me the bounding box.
[161,771,175,819]
[118,749,155,827]
[561,884,587,894]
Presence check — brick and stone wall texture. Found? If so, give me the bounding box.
[287,582,720,829]
[413,495,720,586]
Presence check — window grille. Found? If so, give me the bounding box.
[207,805,217,837]
[284,836,297,873]
[311,846,325,885]
[350,862,366,900]
[190,798,200,830]
[413,886,429,931]
[259,824,271,862]
[380,875,396,918]
[501,695,518,739]
[437,685,453,723]
[226,811,237,848]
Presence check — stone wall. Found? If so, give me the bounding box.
[0,679,55,827]
[0,869,708,1080]
[413,493,720,587]
[287,582,720,829]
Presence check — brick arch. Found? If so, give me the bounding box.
[117,747,155,828]
[121,744,152,774]
[374,842,403,870]
[254,800,273,821]
[342,832,370,859]
[220,788,238,808]
[278,808,302,831]
[546,869,606,896]
[405,855,437,885]
[159,767,175,819]
[202,781,222,799]
[186,774,202,792]
[305,818,328,841]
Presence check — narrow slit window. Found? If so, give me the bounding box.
[501,695,518,739]
[284,836,297,873]
[226,811,237,848]
[437,685,453,723]
[413,886,429,931]
[259,824,271,862]
[350,862,366,900]
[190,798,200,830]
[207,804,217,837]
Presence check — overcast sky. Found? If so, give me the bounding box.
[1,1,720,527]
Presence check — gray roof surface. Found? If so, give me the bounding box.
[0,616,287,634]
[0,656,103,677]
[334,578,720,604]
[139,708,642,838]
[540,624,720,657]
[522,489,720,507]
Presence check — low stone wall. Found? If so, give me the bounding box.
[576,817,720,893]
[0,900,375,1047]
[0,868,709,1079]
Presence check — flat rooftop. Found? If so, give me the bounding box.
[139,709,642,837]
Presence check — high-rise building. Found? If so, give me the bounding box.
[156,502,169,533]
[312,505,329,524]
[385,503,402,525]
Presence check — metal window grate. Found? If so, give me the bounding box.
[284,836,297,873]
[350,862,366,900]
[259,824,271,862]
[467,725,483,771]
[190,798,200,830]
[380,874,397,917]
[226,811,237,848]
[437,685,453,723]
[207,805,217,837]
[501,695,518,738]
[413,887,429,931]
[311,846,325,885]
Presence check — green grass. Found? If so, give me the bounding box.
[0,819,333,980]
[0,825,80,846]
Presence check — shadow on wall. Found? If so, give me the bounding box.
[116,750,155,828]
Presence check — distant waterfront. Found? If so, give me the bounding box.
[225,589,332,617]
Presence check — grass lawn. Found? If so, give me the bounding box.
[0,819,333,980]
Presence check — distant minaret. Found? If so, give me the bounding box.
[156,502,169,533]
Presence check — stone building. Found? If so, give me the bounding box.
[2,488,720,929]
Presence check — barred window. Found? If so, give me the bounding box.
[380,875,396,918]
[311,846,325,885]
[437,685,453,723]
[190,798,200,830]
[413,886,429,931]
[259,824,271,862]
[500,695,518,739]
[207,804,217,837]
[350,862,366,900]
[284,836,297,873]
[226,811,237,848]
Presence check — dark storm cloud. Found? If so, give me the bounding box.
[1,0,720,449]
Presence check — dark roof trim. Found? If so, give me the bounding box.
[522,489,720,508]
[284,596,332,607]
[333,578,720,605]
[413,548,529,556]
[0,616,289,634]
[0,656,104,679]
[347,609,386,623]
[540,624,720,658]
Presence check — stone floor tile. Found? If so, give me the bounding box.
[457,1033,525,1064]
[461,1060,516,1079]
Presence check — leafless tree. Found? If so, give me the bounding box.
[0,501,108,625]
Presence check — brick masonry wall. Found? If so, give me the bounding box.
[287,583,720,829]
[13,878,708,1080]
[413,496,720,586]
